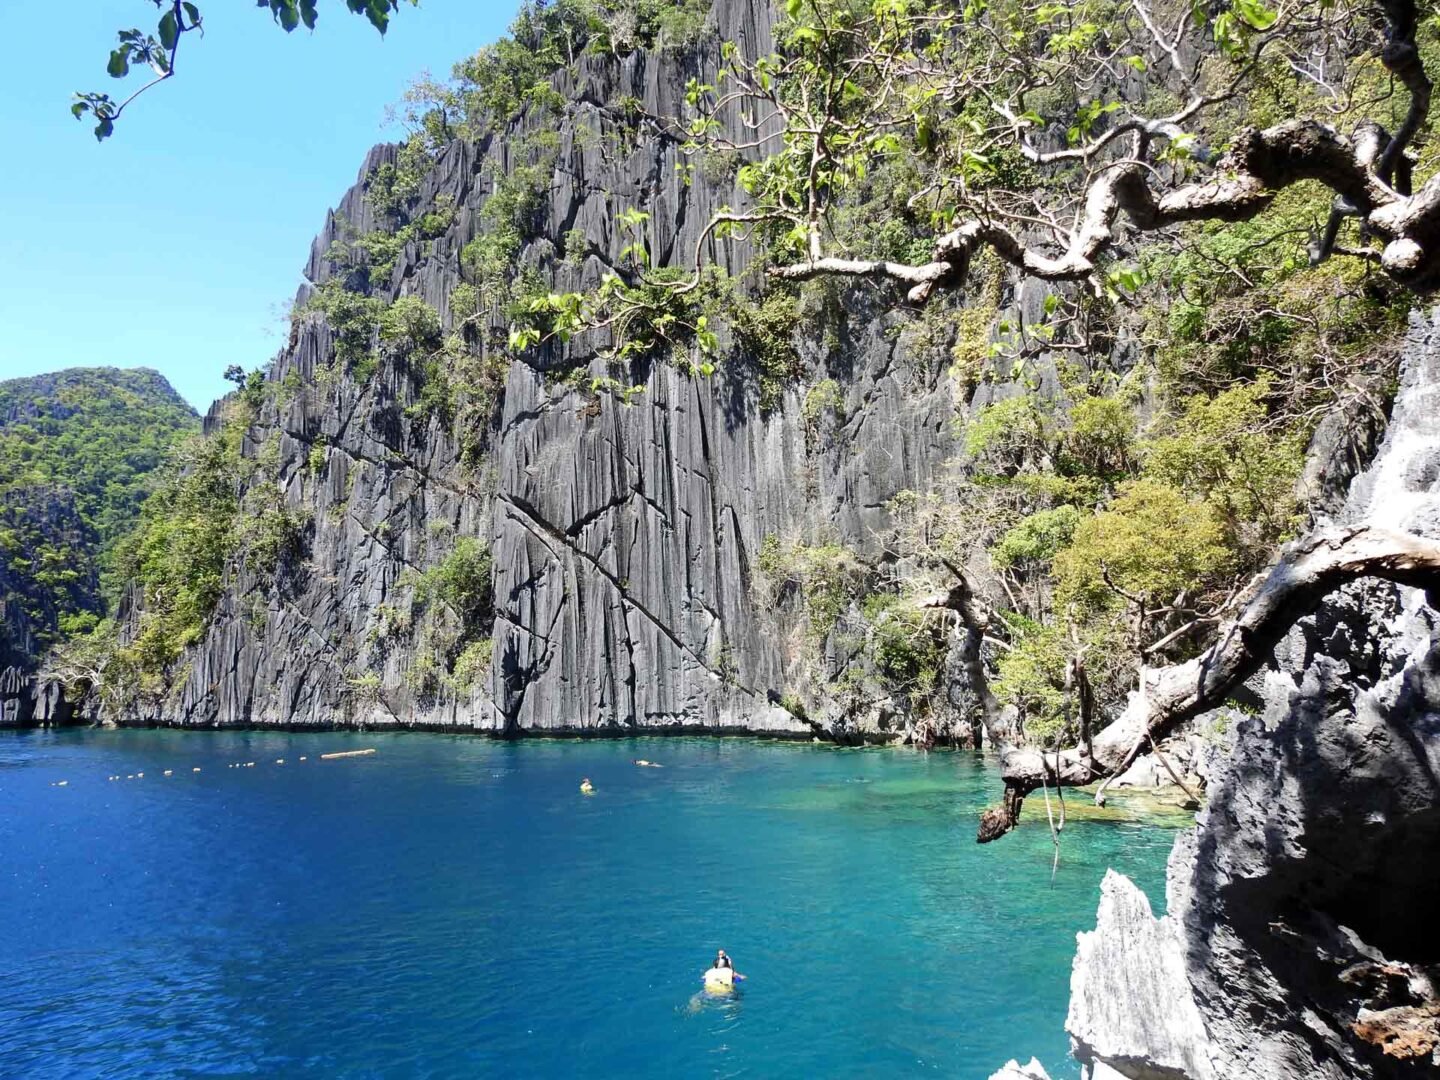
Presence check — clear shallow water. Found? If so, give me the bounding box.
[0,731,1181,1079]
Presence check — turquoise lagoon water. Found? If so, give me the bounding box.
[0,731,1181,1078]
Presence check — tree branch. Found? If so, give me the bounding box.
[975,525,1440,842]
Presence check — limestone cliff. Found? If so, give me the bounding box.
[113,0,964,738]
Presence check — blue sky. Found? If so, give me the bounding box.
[0,0,520,412]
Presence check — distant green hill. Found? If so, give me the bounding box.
[0,368,198,672]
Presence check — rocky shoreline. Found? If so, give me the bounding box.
[989,310,1440,1080]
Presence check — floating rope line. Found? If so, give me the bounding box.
[54,748,374,788]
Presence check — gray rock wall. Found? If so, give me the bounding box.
[125,0,963,738]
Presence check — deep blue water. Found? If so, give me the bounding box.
[0,731,1182,1078]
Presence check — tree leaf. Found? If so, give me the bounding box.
[158,10,179,50]
[107,49,130,79]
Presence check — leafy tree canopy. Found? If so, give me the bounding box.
[75,0,417,140]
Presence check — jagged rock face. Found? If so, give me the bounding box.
[131,0,959,735]
[1056,311,1440,1080]
[0,488,94,727]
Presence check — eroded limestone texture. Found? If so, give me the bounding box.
[114,0,964,738]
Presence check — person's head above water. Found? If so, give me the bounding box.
[715,949,731,968]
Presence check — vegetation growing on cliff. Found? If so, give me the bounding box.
[614,0,1440,826]
[407,537,495,699]
[0,369,197,661]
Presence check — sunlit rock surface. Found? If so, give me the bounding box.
[116,0,963,738]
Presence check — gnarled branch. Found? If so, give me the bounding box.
[975,525,1440,842]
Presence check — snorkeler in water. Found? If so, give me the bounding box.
[703,950,744,986]
[632,759,663,768]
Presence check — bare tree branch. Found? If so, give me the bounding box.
[976,525,1440,842]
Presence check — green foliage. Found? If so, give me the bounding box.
[224,364,269,412]
[331,198,455,284]
[756,536,862,638]
[242,505,311,577]
[302,279,387,375]
[307,438,329,477]
[734,291,803,413]
[991,506,1082,570]
[347,671,383,703]
[78,1,416,140]
[777,691,808,719]
[0,369,198,658]
[461,166,549,295]
[862,593,947,702]
[509,268,723,371]
[965,395,1054,471]
[993,619,1071,747]
[441,0,712,139]
[1067,393,1135,479]
[802,379,844,427]
[415,538,494,626]
[947,293,1001,391]
[1144,185,1411,401]
[1055,480,1234,614]
[992,611,1133,748]
[1143,378,1305,562]
[448,638,494,692]
[116,427,244,677]
[450,2,592,127]
[408,537,495,700]
[367,135,435,218]
[380,296,444,351]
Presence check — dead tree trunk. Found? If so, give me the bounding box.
[919,560,1007,748]
[976,526,1440,842]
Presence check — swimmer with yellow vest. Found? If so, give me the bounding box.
[580,777,594,795]
[702,949,745,990]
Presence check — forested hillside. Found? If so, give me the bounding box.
[0,367,196,721]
